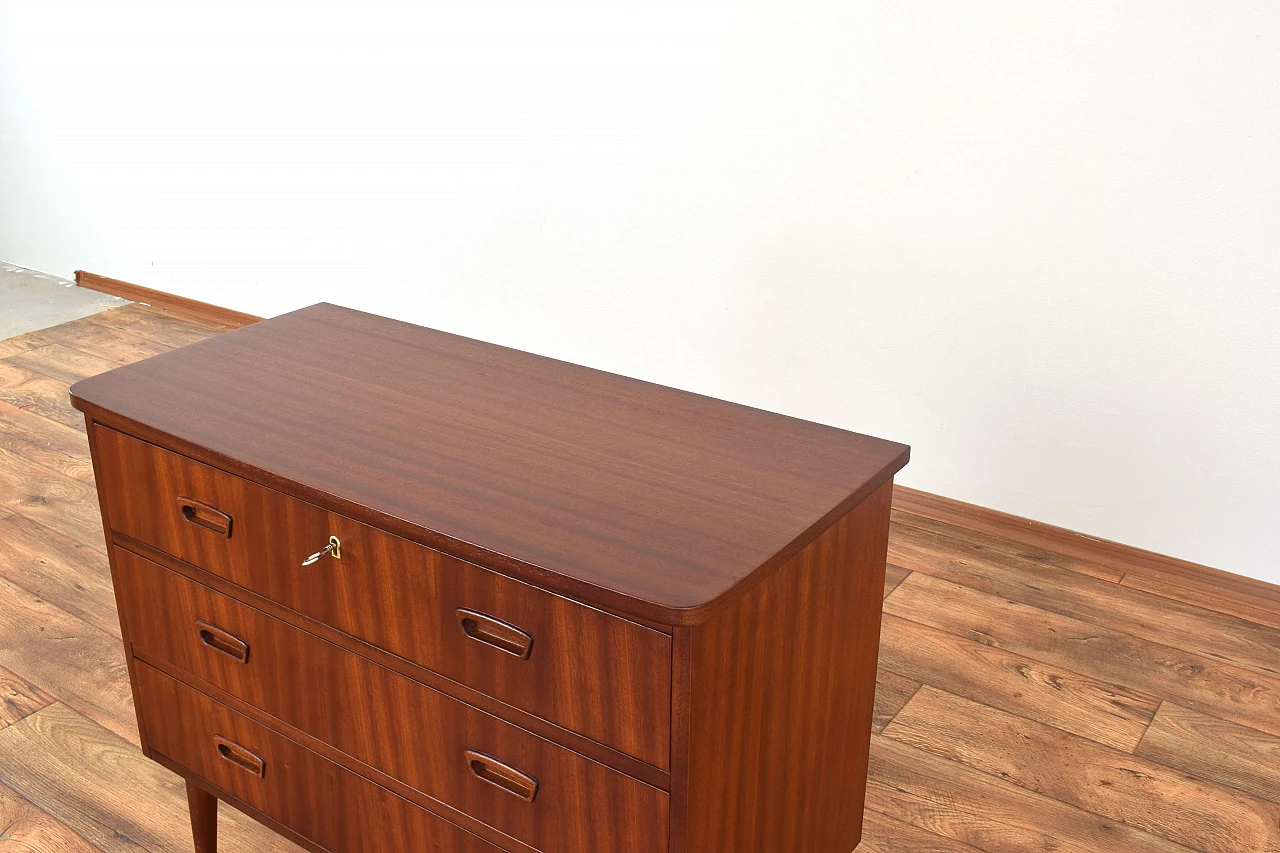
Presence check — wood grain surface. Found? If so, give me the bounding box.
[0,665,53,729]
[135,664,533,853]
[885,688,1280,853]
[0,304,1277,852]
[682,481,892,852]
[0,702,302,853]
[69,303,909,624]
[0,514,118,636]
[889,522,1280,679]
[0,400,96,483]
[0,781,99,853]
[95,427,673,768]
[893,486,1280,608]
[1135,703,1280,805]
[8,344,121,386]
[0,331,53,360]
[114,549,669,853]
[39,321,174,366]
[0,362,85,431]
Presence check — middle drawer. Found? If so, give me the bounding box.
[115,547,669,853]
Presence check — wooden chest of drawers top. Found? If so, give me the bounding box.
[70,302,909,625]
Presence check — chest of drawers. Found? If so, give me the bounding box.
[70,303,908,853]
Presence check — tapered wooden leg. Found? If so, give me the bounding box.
[186,780,218,853]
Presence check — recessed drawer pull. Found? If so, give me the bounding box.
[196,620,249,664]
[464,750,538,803]
[214,736,266,778]
[456,609,534,659]
[176,497,232,538]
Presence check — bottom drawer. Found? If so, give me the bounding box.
[134,662,504,853]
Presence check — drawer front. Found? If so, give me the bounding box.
[95,426,671,770]
[117,548,670,853]
[134,662,505,853]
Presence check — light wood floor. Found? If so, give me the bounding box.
[1,305,1278,853]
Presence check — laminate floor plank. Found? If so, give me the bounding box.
[1136,703,1280,805]
[0,664,54,730]
[889,523,1280,680]
[859,810,987,853]
[884,563,911,599]
[892,509,1125,582]
[0,332,54,360]
[37,322,171,367]
[884,573,1280,741]
[0,514,119,638]
[867,735,1199,853]
[891,485,1280,608]
[0,782,102,853]
[7,344,122,385]
[0,572,137,745]
[0,362,83,431]
[87,305,227,349]
[0,446,106,553]
[97,301,231,331]
[884,687,1280,853]
[0,703,304,853]
[872,667,921,734]
[1120,573,1280,632]
[0,399,95,484]
[878,613,1160,751]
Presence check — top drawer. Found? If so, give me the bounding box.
[93,426,671,770]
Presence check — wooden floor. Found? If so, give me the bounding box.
[1,305,1278,853]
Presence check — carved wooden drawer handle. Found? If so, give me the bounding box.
[465,750,538,803]
[196,620,249,664]
[456,609,533,659]
[177,497,232,538]
[214,736,265,778]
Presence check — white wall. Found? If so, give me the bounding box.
[2,2,1278,582]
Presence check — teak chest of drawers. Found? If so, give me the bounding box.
[70,304,909,853]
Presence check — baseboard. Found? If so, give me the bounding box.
[75,271,263,329]
[892,485,1280,608]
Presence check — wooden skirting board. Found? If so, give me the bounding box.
[75,271,262,329]
[71,271,1278,612]
[892,486,1280,608]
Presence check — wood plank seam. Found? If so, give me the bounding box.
[881,682,923,734]
[1134,699,1167,755]
[880,670,1155,764]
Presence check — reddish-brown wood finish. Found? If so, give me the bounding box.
[111,531,669,792]
[136,664,508,853]
[186,781,217,853]
[94,426,672,769]
[680,481,894,852]
[69,302,909,624]
[72,303,907,853]
[114,547,669,853]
